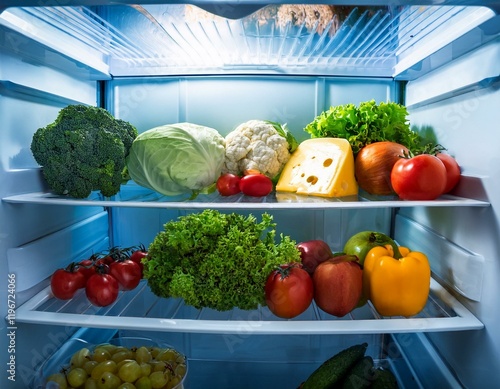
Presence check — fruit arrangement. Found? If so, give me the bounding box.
[41,338,187,389]
[50,245,148,307]
[265,231,431,319]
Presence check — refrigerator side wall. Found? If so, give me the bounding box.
[0,26,105,387]
[400,37,500,388]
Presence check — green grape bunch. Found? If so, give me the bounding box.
[45,342,187,389]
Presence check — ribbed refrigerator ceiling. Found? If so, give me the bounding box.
[0,4,495,77]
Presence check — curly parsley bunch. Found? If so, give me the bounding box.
[144,210,301,311]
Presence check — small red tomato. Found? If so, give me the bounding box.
[216,173,241,196]
[265,264,314,319]
[436,153,461,193]
[85,268,119,307]
[239,174,273,197]
[95,255,114,266]
[50,265,87,300]
[391,154,447,200]
[77,258,96,283]
[109,259,142,291]
[129,246,147,277]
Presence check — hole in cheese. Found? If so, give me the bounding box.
[323,158,333,167]
[306,175,318,185]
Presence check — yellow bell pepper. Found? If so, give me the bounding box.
[363,245,430,317]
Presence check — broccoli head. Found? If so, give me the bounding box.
[30,105,138,198]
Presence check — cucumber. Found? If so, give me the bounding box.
[371,367,399,389]
[341,355,376,389]
[302,343,368,389]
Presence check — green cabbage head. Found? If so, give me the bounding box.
[126,123,226,196]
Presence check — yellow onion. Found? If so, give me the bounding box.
[355,141,409,195]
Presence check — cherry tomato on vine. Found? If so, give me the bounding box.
[129,246,147,277]
[50,264,87,300]
[95,255,114,266]
[239,173,273,197]
[85,266,119,307]
[436,153,461,193]
[109,259,142,290]
[265,263,314,319]
[77,258,96,282]
[216,173,241,196]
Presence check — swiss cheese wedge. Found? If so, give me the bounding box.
[276,138,358,198]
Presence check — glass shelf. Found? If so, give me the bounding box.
[15,278,483,335]
[2,187,490,210]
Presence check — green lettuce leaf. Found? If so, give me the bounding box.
[304,100,432,154]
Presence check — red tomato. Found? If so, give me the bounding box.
[77,258,96,282]
[109,259,142,290]
[239,174,273,197]
[95,255,114,266]
[85,270,119,307]
[129,247,147,277]
[265,264,314,319]
[50,266,86,300]
[391,154,447,200]
[216,173,241,196]
[436,153,461,193]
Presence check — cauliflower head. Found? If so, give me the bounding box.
[224,120,293,179]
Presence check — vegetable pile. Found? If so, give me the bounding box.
[303,100,461,198]
[278,231,431,320]
[304,100,428,155]
[144,210,301,311]
[31,105,138,198]
[32,102,461,201]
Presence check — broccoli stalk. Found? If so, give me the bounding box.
[31,105,138,198]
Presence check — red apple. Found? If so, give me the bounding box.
[296,240,334,275]
[313,255,363,317]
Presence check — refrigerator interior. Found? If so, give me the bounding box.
[1,2,499,388]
